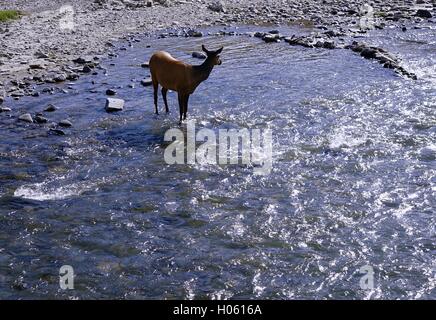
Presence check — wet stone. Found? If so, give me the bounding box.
[59,119,73,127]
[18,113,33,123]
[106,89,117,96]
[141,78,153,86]
[35,115,48,123]
[49,128,65,136]
[0,107,11,112]
[45,104,58,112]
[105,98,125,112]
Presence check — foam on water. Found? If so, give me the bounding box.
[14,178,98,201]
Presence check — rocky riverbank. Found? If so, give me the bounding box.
[0,0,434,102]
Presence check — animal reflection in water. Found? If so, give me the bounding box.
[149,45,223,123]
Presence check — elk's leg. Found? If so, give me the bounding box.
[178,92,184,124]
[152,79,159,115]
[161,87,169,113]
[183,95,190,120]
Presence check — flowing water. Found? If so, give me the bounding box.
[0,24,435,299]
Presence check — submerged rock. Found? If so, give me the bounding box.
[105,98,125,112]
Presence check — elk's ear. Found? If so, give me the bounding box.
[202,45,210,55]
[215,47,223,54]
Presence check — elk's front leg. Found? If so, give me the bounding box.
[153,81,159,115]
[183,95,190,120]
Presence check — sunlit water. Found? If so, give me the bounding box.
[0,24,435,299]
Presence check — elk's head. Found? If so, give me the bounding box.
[202,45,223,65]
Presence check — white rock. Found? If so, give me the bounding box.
[105,98,125,112]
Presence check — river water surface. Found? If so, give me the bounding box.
[0,24,435,299]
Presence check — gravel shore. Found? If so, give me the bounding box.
[0,0,434,99]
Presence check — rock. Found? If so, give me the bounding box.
[262,34,280,43]
[18,113,33,123]
[49,128,65,136]
[141,78,153,86]
[45,104,58,112]
[187,30,203,37]
[360,48,378,59]
[72,56,92,64]
[141,62,149,68]
[82,65,93,73]
[154,0,170,7]
[59,119,73,127]
[106,89,117,95]
[34,51,49,59]
[105,98,125,112]
[323,41,336,49]
[208,1,225,13]
[11,90,24,97]
[35,115,48,123]
[54,74,67,82]
[416,9,432,19]
[192,51,207,59]
[0,107,11,112]
[67,73,79,81]
[29,63,45,70]
[0,96,3,105]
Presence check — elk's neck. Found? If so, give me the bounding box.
[192,58,215,85]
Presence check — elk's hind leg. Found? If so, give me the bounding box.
[177,92,184,124]
[161,87,169,113]
[152,78,159,115]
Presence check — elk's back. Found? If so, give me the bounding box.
[149,51,189,92]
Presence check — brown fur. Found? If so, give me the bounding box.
[149,45,223,123]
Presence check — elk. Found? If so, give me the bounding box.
[149,45,223,123]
